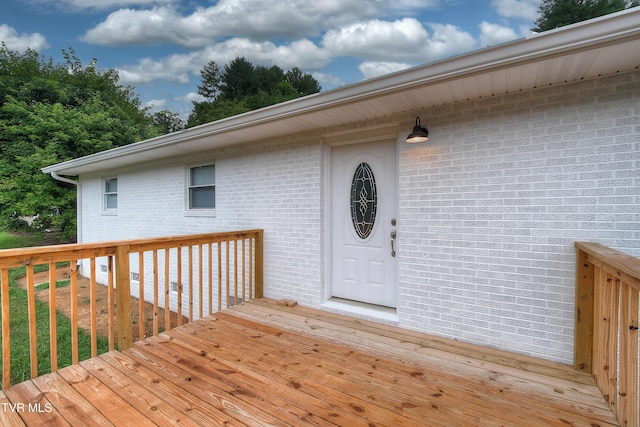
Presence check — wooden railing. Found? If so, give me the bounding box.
[574,242,639,427]
[0,229,263,389]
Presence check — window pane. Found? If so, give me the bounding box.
[105,178,117,193]
[106,194,118,209]
[189,187,215,209]
[190,165,215,186]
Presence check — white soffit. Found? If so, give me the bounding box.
[43,8,640,176]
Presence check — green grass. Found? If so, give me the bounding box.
[0,231,48,250]
[34,279,71,291]
[0,268,109,387]
[0,231,109,388]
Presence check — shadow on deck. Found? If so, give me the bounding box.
[0,298,618,426]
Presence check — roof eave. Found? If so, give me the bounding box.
[42,7,640,176]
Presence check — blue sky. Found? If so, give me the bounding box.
[1,0,541,119]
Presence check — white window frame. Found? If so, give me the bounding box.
[103,177,118,213]
[185,163,216,216]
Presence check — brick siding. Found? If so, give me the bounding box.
[79,70,639,363]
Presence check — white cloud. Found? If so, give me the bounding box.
[81,0,445,48]
[491,0,539,21]
[31,0,176,11]
[82,0,390,47]
[82,7,211,47]
[145,98,166,110]
[425,23,477,60]
[200,38,331,70]
[182,92,206,103]
[0,24,49,52]
[116,38,332,85]
[358,61,413,80]
[322,18,475,63]
[117,54,193,84]
[478,21,519,47]
[311,72,345,89]
[323,18,428,60]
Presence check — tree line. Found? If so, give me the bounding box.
[0,44,321,240]
[0,47,159,240]
[188,57,321,127]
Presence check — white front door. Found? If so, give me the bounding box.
[330,139,398,307]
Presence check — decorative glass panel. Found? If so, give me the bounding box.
[350,162,377,239]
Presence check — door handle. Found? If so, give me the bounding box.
[390,230,396,257]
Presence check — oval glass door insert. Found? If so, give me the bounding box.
[350,162,377,239]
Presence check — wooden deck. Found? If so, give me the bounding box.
[0,298,619,426]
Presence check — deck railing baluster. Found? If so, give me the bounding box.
[1,268,9,389]
[152,250,159,336]
[90,258,97,357]
[164,248,170,332]
[0,229,263,388]
[138,252,145,341]
[70,259,78,364]
[48,262,57,372]
[26,265,37,379]
[107,256,114,352]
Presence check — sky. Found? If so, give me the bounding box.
[1,0,542,120]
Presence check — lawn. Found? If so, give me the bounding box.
[0,231,46,250]
[0,231,109,387]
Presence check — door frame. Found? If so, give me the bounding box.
[321,123,401,306]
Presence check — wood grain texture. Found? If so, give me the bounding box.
[0,299,619,426]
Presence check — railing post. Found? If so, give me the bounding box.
[255,230,264,299]
[115,245,132,350]
[574,246,594,372]
[1,268,11,389]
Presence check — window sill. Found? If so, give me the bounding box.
[101,210,117,216]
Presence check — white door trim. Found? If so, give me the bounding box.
[324,133,400,308]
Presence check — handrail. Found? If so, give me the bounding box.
[574,242,639,427]
[0,229,263,389]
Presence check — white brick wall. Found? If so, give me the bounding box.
[78,70,639,363]
[80,134,324,314]
[398,71,640,362]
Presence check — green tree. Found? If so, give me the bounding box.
[0,45,159,240]
[533,0,639,32]
[221,57,256,100]
[187,57,321,127]
[187,98,249,128]
[197,61,222,100]
[286,67,321,96]
[151,110,185,134]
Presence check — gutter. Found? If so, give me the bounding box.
[49,172,82,243]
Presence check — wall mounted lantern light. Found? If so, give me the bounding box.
[406,116,429,143]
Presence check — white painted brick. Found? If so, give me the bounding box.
[76,70,640,364]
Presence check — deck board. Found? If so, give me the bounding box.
[1,298,620,426]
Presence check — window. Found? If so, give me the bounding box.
[188,164,215,209]
[104,178,118,210]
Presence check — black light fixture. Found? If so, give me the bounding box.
[406,116,429,143]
